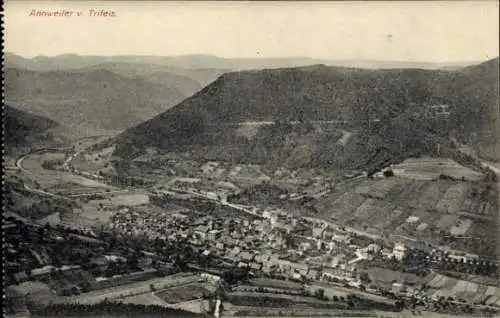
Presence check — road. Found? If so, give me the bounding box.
[169,187,263,218]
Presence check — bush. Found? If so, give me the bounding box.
[383,169,394,177]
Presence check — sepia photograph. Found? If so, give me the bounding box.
[2,1,500,317]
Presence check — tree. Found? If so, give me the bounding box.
[314,288,325,300]
[383,169,395,177]
[359,272,372,285]
[127,252,139,270]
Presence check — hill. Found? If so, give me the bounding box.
[4,67,189,131]
[113,57,499,166]
[4,105,59,152]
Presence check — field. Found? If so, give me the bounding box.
[21,152,112,192]
[313,167,498,258]
[154,283,212,304]
[391,157,484,181]
[118,293,169,306]
[317,192,366,223]
[406,181,451,211]
[248,278,303,290]
[61,203,114,229]
[355,178,409,200]
[109,193,150,206]
[350,198,396,230]
[364,267,421,286]
[450,219,472,236]
[435,184,469,213]
[435,214,460,231]
[167,299,211,314]
[70,145,116,174]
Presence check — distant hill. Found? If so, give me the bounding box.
[114,57,499,166]
[4,67,190,130]
[78,62,206,96]
[6,52,480,85]
[4,105,59,151]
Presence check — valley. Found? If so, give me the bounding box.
[3,55,499,318]
[5,111,499,317]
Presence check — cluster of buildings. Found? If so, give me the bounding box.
[107,199,412,289]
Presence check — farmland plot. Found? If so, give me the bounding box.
[368,178,409,199]
[249,278,302,290]
[435,183,469,213]
[383,178,415,201]
[436,214,460,231]
[407,181,451,211]
[328,192,366,223]
[110,193,150,206]
[119,293,169,306]
[354,199,376,218]
[392,157,484,181]
[450,218,472,236]
[352,199,397,230]
[461,197,481,214]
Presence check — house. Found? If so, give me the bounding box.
[207,230,221,241]
[289,262,309,275]
[254,254,270,264]
[416,223,428,232]
[291,272,303,281]
[262,259,279,274]
[406,216,420,224]
[215,242,225,250]
[239,251,254,262]
[250,262,262,271]
[322,263,357,282]
[392,243,407,261]
[312,225,327,238]
[194,225,209,239]
[306,268,319,280]
[299,242,313,251]
[202,250,212,257]
[230,246,241,257]
[332,234,350,244]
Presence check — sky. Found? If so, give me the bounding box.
[4,1,499,62]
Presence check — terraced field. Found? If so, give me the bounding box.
[423,273,500,304]
[392,157,484,181]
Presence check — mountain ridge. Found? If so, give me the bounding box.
[6,52,482,72]
[4,67,194,131]
[113,57,499,166]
